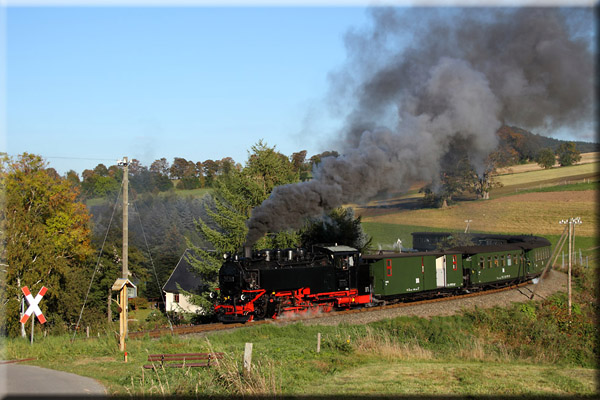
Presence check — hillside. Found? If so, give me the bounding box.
[496,125,598,165]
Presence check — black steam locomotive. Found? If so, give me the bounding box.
[213,233,551,322]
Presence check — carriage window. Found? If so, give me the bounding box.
[500,255,505,267]
[507,254,512,266]
[452,255,457,271]
[479,257,484,269]
[494,255,499,267]
[487,256,492,268]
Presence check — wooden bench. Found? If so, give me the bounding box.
[143,352,224,369]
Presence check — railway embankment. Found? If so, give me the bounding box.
[276,269,567,327]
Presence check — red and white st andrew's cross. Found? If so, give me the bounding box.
[20,286,47,324]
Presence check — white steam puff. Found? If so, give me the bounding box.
[245,8,594,246]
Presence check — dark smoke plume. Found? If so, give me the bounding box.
[245,7,595,246]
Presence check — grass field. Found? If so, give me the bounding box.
[358,159,598,242]
[5,298,598,397]
[495,162,598,187]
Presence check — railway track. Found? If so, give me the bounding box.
[128,279,534,339]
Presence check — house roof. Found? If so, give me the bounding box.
[162,249,206,295]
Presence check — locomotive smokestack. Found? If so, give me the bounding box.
[244,246,252,259]
[244,8,593,247]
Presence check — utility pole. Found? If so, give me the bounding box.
[118,157,129,352]
[122,156,129,280]
[559,217,582,316]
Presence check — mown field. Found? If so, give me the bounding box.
[359,160,599,249]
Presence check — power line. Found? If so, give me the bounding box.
[133,200,174,332]
[71,180,124,343]
[5,154,118,162]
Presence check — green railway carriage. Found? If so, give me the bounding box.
[455,244,527,287]
[364,251,464,298]
[523,240,552,277]
[452,237,551,288]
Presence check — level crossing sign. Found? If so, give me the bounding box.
[20,286,47,324]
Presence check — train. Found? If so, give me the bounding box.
[213,232,552,322]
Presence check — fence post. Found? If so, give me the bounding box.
[317,333,321,353]
[86,326,90,338]
[562,252,564,269]
[579,249,582,265]
[244,343,253,374]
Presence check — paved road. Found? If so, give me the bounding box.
[0,362,106,399]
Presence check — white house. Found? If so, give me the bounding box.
[162,249,206,314]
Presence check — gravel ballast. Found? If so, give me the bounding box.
[276,269,567,327]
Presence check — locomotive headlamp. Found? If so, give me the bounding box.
[240,294,246,301]
[209,292,215,299]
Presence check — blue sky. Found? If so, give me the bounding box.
[5,6,372,174]
[4,4,596,176]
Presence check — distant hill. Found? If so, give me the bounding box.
[495,126,598,166]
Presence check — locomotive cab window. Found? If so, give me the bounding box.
[335,255,354,269]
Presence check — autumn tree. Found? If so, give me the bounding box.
[556,142,582,167]
[0,154,94,336]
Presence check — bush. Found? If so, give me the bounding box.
[129,297,149,310]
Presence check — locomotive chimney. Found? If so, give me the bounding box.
[244,246,252,259]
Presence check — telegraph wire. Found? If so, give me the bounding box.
[71,179,124,343]
[132,200,174,332]
[5,153,118,162]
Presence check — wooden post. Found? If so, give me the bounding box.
[120,287,127,351]
[317,333,321,353]
[243,343,253,374]
[568,219,572,316]
[86,326,90,338]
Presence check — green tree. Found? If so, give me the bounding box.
[0,154,94,336]
[301,207,371,252]
[536,148,556,169]
[187,141,299,311]
[556,142,581,167]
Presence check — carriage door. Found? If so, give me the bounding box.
[436,256,446,288]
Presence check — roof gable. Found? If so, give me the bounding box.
[162,249,206,294]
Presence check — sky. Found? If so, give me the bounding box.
[4,6,374,174]
[3,2,597,176]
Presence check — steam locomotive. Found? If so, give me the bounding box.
[213,232,552,322]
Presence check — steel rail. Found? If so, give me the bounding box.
[127,279,534,339]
